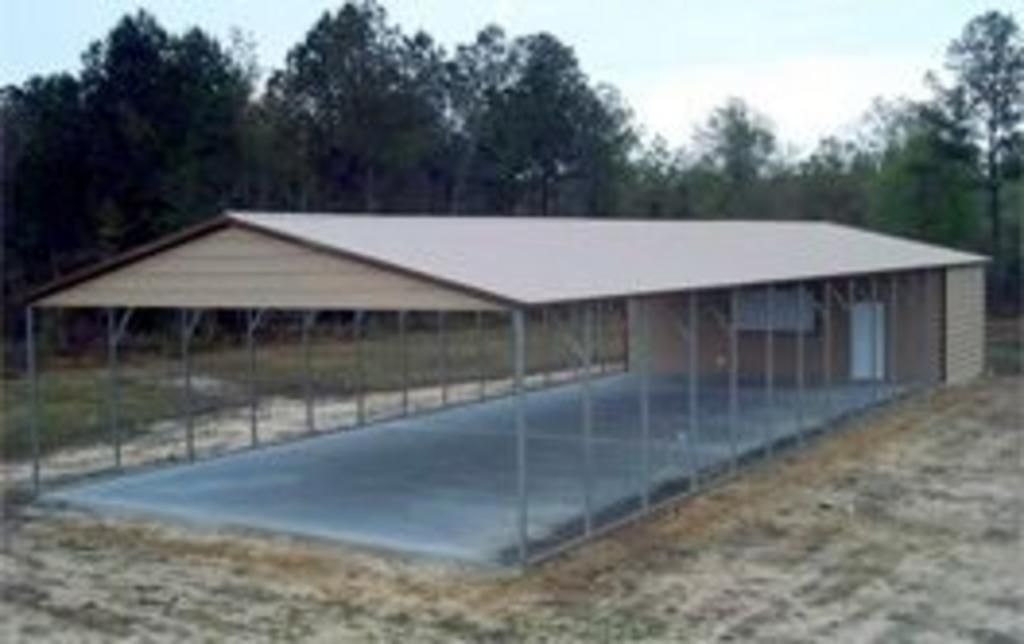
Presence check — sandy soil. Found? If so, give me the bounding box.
[1,376,1021,642]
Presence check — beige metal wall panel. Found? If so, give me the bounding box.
[628,270,952,386]
[944,266,985,383]
[37,227,502,311]
[629,284,847,384]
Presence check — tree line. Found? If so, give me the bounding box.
[3,3,1022,322]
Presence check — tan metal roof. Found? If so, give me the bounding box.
[230,211,986,305]
[30,211,986,309]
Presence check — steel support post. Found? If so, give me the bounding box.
[180,309,201,462]
[26,307,40,494]
[581,303,595,534]
[106,308,121,468]
[438,311,449,405]
[870,275,880,404]
[848,278,857,404]
[727,290,740,472]
[796,283,807,446]
[476,310,487,399]
[511,309,528,564]
[399,311,409,415]
[105,308,133,469]
[765,284,775,455]
[596,301,606,375]
[922,271,933,388]
[246,309,263,447]
[182,310,192,460]
[542,307,552,385]
[889,275,898,389]
[354,311,366,424]
[638,299,652,510]
[688,291,700,487]
[302,311,317,432]
[823,281,833,423]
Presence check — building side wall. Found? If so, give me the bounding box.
[37,227,501,311]
[628,270,948,387]
[944,265,985,383]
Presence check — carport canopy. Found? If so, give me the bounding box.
[28,211,987,310]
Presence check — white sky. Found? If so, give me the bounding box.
[1,0,1016,152]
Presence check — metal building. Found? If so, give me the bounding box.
[23,212,987,565]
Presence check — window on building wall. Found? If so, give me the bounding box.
[736,285,816,332]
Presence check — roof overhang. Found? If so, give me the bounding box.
[26,211,989,311]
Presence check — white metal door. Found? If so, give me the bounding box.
[851,301,886,380]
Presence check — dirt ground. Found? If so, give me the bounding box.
[1,375,1021,643]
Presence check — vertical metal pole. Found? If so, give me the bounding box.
[247,309,259,447]
[438,311,448,405]
[639,299,651,510]
[181,309,195,462]
[512,309,528,564]
[106,308,122,469]
[889,275,899,390]
[923,270,933,388]
[796,283,806,445]
[542,307,552,385]
[581,303,594,534]
[26,307,40,494]
[848,278,857,406]
[302,311,316,432]
[765,284,775,454]
[688,291,700,487]
[354,311,365,424]
[476,310,486,399]
[823,281,833,423]
[870,275,880,404]
[399,311,409,415]
[596,301,606,375]
[728,290,739,472]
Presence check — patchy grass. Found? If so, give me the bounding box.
[2,312,624,462]
[987,316,1022,376]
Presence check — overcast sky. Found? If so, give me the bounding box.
[1,1,1014,151]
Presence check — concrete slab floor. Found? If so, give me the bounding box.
[47,374,908,565]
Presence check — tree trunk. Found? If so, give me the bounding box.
[988,178,1003,309]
